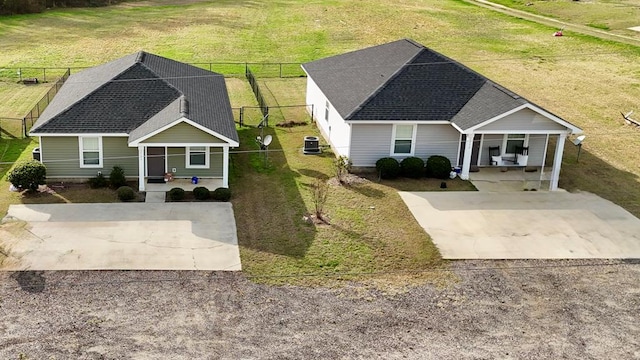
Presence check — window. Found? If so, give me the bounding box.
[79,136,102,168]
[186,146,209,168]
[505,134,526,154]
[392,125,416,155]
[324,100,330,121]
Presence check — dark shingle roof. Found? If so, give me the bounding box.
[31,52,238,143]
[301,39,542,130]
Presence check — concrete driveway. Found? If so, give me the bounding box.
[399,191,640,259]
[1,203,241,270]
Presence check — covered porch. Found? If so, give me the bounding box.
[468,166,553,192]
[144,178,225,192]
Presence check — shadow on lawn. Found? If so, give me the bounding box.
[231,126,315,258]
[0,138,31,180]
[560,145,640,218]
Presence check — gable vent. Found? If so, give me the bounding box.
[180,96,189,117]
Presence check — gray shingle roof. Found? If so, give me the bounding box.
[31,52,238,143]
[302,39,558,130]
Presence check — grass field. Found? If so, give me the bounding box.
[0,0,639,282]
[488,0,640,36]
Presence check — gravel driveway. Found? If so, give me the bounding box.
[1,259,638,359]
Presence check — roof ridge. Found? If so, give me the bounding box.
[138,54,185,98]
[344,46,426,120]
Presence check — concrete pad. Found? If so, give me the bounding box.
[1,203,240,270]
[145,191,166,203]
[399,191,640,259]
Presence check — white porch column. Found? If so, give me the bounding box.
[460,133,474,180]
[222,146,229,188]
[138,146,145,191]
[549,133,567,191]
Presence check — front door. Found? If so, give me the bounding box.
[147,147,165,178]
[459,134,482,166]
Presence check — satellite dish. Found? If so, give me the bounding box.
[573,135,586,146]
[263,135,272,147]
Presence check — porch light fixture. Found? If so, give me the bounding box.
[573,135,586,162]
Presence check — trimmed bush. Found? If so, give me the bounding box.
[375,157,400,179]
[109,166,127,188]
[400,157,425,178]
[426,155,452,179]
[88,173,108,188]
[168,187,186,201]
[116,186,136,201]
[212,187,231,202]
[8,160,47,191]
[193,186,210,200]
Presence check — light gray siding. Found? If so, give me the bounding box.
[142,122,226,144]
[527,134,547,166]
[415,124,460,166]
[167,147,223,177]
[479,134,503,165]
[41,136,138,178]
[350,124,393,167]
[477,108,568,132]
[350,123,460,167]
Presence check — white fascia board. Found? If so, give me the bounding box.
[130,142,235,148]
[344,120,452,125]
[464,104,582,134]
[473,129,573,135]
[128,117,239,147]
[29,133,128,137]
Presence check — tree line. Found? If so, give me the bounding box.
[0,0,128,15]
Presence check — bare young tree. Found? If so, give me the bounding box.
[334,156,351,185]
[310,178,329,224]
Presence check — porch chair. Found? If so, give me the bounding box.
[515,146,529,166]
[489,146,502,166]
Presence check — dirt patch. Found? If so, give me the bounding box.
[0,260,638,358]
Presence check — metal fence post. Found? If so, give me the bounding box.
[240,107,244,127]
[22,118,27,138]
[310,104,314,122]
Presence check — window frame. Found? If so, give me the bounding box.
[324,100,330,122]
[78,136,103,168]
[502,134,528,155]
[185,146,209,169]
[390,124,417,156]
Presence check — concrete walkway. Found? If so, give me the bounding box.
[145,191,166,203]
[1,203,241,270]
[400,191,640,259]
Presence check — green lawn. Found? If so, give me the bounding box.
[487,0,640,36]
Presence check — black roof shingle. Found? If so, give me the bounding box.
[302,39,564,130]
[31,52,238,143]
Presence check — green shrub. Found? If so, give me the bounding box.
[109,166,127,188]
[116,186,136,201]
[375,157,400,179]
[212,187,231,202]
[168,187,186,201]
[400,157,425,178]
[193,186,210,200]
[88,173,108,188]
[8,160,47,191]
[426,155,452,179]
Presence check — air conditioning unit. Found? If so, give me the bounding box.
[303,136,321,155]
